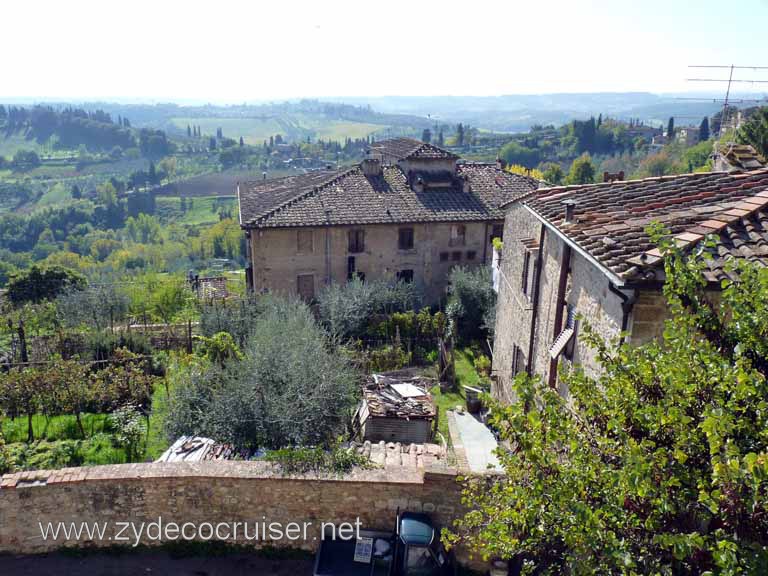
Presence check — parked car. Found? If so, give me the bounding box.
[313,511,455,576]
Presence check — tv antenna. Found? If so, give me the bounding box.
[682,65,768,139]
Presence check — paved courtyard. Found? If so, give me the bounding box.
[448,410,503,473]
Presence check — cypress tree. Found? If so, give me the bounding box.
[699,117,710,142]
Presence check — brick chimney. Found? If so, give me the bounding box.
[603,170,625,183]
[361,158,383,177]
[496,157,507,170]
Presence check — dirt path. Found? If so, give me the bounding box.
[0,550,314,575]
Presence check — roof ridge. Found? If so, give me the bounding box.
[250,167,354,225]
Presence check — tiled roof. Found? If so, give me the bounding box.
[239,162,538,229]
[718,143,766,170]
[522,169,768,283]
[368,137,458,161]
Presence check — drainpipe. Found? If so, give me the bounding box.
[608,282,638,345]
[482,222,490,264]
[547,243,572,388]
[525,224,546,375]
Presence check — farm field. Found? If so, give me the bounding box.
[168,115,386,144]
[155,195,237,225]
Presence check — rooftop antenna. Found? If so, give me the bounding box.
[683,64,768,139]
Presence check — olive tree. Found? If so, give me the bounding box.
[166,296,359,449]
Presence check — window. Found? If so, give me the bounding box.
[451,251,462,262]
[512,344,526,377]
[449,224,466,247]
[466,250,476,261]
[348,229,365,253]
[297,229,313,254]
[439,251,449,262]
[296,274,315,301]
[520,239,540,297]
[550,305,578,361]
[491,223,504,241]
[398,227,414,250]
[397,269,414,283]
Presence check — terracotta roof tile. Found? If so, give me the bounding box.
[522,169,768,282]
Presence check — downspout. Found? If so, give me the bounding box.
[526,224,546,375]
[608,282,638,345]
[482,222,490,264]
[547,243,572,388]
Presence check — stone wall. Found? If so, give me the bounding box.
[249,221,498,304]
[0,461,467,559]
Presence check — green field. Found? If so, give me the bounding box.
[169,115,385,144]
[156,195,237,225]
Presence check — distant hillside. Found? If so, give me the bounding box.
[328,93,731,132]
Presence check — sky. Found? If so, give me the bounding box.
[2,0,768,103]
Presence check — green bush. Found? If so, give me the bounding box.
[264,445,370,475]
[447,266,496,343]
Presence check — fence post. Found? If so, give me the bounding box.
[18,319,29,364]
[187,319,193,354]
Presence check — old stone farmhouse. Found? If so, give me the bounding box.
[237,138,538,303]
[492,167,768,402]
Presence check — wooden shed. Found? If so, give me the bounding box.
[353,374,436,444]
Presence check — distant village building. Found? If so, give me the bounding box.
[676,126,700,147]
[237,138,539,303]
[492,168,768,402]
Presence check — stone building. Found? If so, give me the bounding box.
[492,168,768,402]
[237,138,538,303]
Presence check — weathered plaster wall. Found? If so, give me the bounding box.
[249,221,498,304]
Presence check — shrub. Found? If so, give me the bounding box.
[109,405,147,462]
[264,445,371,475]
[7,265,86,305]
[474,354,491,376]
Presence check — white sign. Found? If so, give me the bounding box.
[353,537,374,563]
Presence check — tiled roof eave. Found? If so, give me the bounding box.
[522,203,628,287]
[243,213,505,230]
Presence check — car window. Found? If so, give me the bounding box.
[406,545,438,575]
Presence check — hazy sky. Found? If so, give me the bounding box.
[3,0,768,102]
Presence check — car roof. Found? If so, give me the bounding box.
[399,513,434,546]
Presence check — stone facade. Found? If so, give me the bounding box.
[248,221,498,304]
[493,204,669,400]
[0,461,468,559]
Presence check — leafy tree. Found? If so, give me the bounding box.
[738,107,768,158]
[565,153,596,185]
[456,123,465,147]
[6,265,86,305]
[539,162,565,185]
[150,279,191,325]
[11,149,41,171]
[638,151,674,177]
[699,116,710,142]
[447,228,768,574]
[195,332,243,367]
[499,141,541,169]
[317,278,421,340]
[446,266,496,343]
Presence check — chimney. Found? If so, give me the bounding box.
[462,174,472,193]
[562,199,577,224]
[361,158,382,177]
[496,157,507,170]
[603,171,625,183]
[262,171,267,181]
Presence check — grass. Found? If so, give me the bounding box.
[3,413,111,443]
[155,195,236,225]
[429,384,465,441]
[455,348,482,388]
[145,372,175,460]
